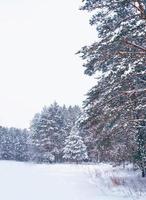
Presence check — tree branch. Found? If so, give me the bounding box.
[118,51,146,55]
[124,39,146,52]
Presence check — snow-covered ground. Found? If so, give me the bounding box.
[0,161,145,200]
[87,163,146,200]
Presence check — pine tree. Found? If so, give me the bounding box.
[30,103,81,163]
[78,0,146,175]
[0,126,29,162]
[30,103,62,163]
[63,126,88,163]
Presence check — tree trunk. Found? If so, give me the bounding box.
[142,168,145,177]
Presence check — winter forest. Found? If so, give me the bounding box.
[0,104,85,163]
[0,0,146,200]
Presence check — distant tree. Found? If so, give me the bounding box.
[30,102,81,163]
[63,126,88,163]
[30,103,61,163]
[0,126,29,162]
[10,128,30,162]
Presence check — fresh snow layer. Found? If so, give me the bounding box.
[0,161,98,200]
[0,161,145,200]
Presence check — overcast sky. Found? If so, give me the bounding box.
[0,0,97,129]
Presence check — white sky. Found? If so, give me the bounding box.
[0,0,97,129]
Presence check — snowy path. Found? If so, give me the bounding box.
[0,161,99,200]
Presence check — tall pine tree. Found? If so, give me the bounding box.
[78,0,146,175]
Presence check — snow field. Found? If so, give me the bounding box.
[0,161,98,200]
[0,161,146,200]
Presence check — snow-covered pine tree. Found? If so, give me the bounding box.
[11,128,30,162]
[78,113,100,162]
[78,0,146,175]
[62,105,81,134]
[30,103,81,163]
[63,126,88,163]
[0,126,9,160]
[30,103,63,163]
[0,126,29,162]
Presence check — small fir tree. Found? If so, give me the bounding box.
[63,127,88,163]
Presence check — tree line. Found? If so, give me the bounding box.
[0,103,92,163]
[0,127,29,162]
